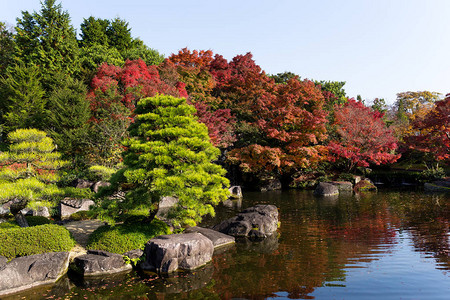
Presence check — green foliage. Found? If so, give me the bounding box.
[62,186,94,199]
[0,129,66,212]
[420,167,445,183]
[14,0,80,81]
[122,39,164,66]
[103,95,230,227]
[0,63,47,133]
[0,224,75,259]
[270,71,299,84]
[88,165,116,181]
[86,219,171,254]
[0,22,15,74]
[25,215,53,226]
[69,210,97,221]
[0,221,19,229]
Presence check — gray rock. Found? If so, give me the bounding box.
[92,181,111,193]
[20,206,50,218]
[184,226,235,249]
[259,178,282,192]
[142,233,214,273]
[314,182,339,196]
[123,249,144,260]
[72,178,94,189]
[329,181,353,192]
[213,205,279,239]
[0,252,70,296]
[228,186,243,198]
[354,179,377,192]
[156,196,179,223]
[59,198,95,219]
[424,181,450,192]
[0,255,7,268]
[73,250,132,276]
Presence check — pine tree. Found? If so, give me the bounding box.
[14,0,80,81]
[0,129,66,226]
[103,95,230,227]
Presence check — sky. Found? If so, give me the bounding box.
[2,0,450,105]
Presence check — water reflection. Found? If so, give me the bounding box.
[9,189,450,299]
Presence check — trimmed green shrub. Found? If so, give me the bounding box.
[70,210,97,221]
[0,224,75,259]
[0,222,19,229]
[86,219,171,254]
[25,216,53,226]
[62,186,94,199]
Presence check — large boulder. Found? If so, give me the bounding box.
[20,206,50,218]
[73,250,132,276]
[0,252,70,296]
[228,186,243,198]
[213,205,279,239]
[184,226,235,249]
[314,182,339,196]
[72,178,94,189]
[59,198,95,219]
[330,181,353,192]
[123,249,144,260]
[142,233,214,273]
[354,179,377,192]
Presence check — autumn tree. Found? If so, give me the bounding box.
[0,129,66,226]
[327,99,400,171]
[100,95,230,227]
[405,96,449,165]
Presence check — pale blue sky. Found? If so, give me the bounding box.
[2,0,450,104]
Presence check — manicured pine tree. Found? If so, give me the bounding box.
[106,95,230,227]
[0,129,66,226]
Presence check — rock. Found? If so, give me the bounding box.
[153,264,214,294]
[354,179,377,192]
[259,178,282,192]
[72,178,94,189]
[156,196,179,224]
[92,181,111,193]
[59,198,95,219]
[73,250,132,276]
[184,226,235,249]
[228,186,243,198]
[213,205,279,239]
[0,252,70,296]
[20,206,50,218]
[314,182,339,196]
[424,180,450,192]
[142,233,214,273]
[0,256,7,268]
[123,249,144,260]
[329,181,353,192]
[0,199,22,217]
[222,197,242,209]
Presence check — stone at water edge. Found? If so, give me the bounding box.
[314,182,339,196]
[184,226,235,249]
[142,232,214,273]
[123,249,144,260]
[329,181,353,192]
[259,178,282,192]
[354,179,377,192]
[213,204,279,239]
[228,186,243,198]
[0,252,70,296]
[73,250,132,276]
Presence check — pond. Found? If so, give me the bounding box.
[7,189,449,299]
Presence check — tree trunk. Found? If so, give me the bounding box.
[15,212,29,227]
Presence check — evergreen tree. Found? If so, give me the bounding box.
[46,73,91,162]
[0,63,47,134]
[0,129,66,226]
[14,0,80,81]
[79,16,110,47]
[102,95,230,227]
[0,22,15,75]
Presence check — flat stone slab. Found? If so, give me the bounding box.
[142,233,214,273]
[213,205,279,239]
[0,252,70,296]
[73,250,132,276]
[60,198,95,219]
[184,226,235,249]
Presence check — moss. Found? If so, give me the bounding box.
[86,219,171,254]
[0,224,76,260]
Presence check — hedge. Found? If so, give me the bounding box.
[0,224,75,260]
[86,219,171,254]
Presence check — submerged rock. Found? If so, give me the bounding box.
[213,204,279,239]
[0,252,70,296]
[73,250,132,276]
[314,182,339,196]
[142,233,214,273]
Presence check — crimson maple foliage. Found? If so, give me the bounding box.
[327,99,400,171]
[406,96,450,163]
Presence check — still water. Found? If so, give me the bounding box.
[7,189,450,299]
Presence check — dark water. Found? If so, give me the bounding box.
[6,190,449,300]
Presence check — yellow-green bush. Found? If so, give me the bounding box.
[0,224,75,259]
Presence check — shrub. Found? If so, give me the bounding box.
[25,216,53,226]
[88,165,116,181]
[86,219,171,254]
[0,224,75,259]
[62,186,94,199]
[70,210,97,221]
